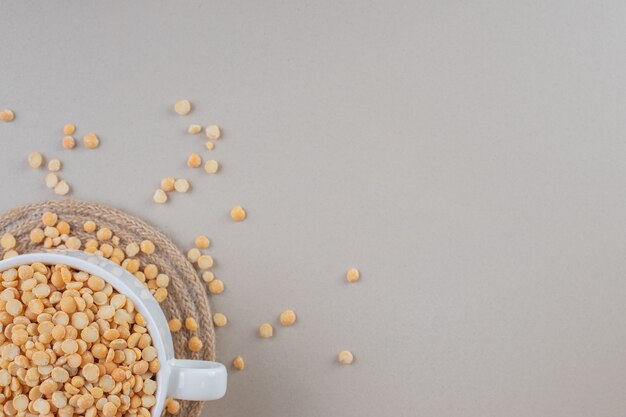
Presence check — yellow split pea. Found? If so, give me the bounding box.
[140,240,155,255]
[213,313,228,327]
[195,235,210,249]
[338,350,354,365]
[205,125,221,140]
[28,152,43,168]
[63,123,76,135]
[202,271,215,283]
[279,310,297,326]
[0,109,15,122]
[185,317,198,331]
[54,180,70,196]
[174,179,190,193]
[208,279,224,295]
[187,248,201,263]
[346,268,360,283]
[259,323,274,338]
[29,228,44,243]
[230,206,246,222]
[187,153,202,168]
[62,136,76,149]
[204,160,219,174]
[168,319,182,332]
[160,177,175,192]
[188,336,203,352]
[188,124,202,134]
[42,212,58,226]
[45,173,58,189]
[83,133,99,149]
[232,356,245,370]
[96,227,112,241]
[125,242,139,257]
[3,250,18,259]
[197,255,213,270]
[83,221,97,233]
[166,398,181,414]
[174,100,191,115]
[153,189,168,204]
[47,159,61,172]
[0,233,16,250]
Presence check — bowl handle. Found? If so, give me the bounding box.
[167,359,227,401]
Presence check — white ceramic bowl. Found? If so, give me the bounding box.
[0,250,227,416]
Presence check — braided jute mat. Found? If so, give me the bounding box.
[0,200,215,417]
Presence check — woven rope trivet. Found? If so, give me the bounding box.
[0,200,215,417]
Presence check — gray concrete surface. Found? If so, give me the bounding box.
[2,1,626,416]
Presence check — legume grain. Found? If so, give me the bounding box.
[0,109,15,122]
[205,125,221,140]
[174,100,191,116]
[279,310,297,326]
[338,350,354,365]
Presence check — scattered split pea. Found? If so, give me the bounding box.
[174,99,191,115]
[29,228,44,243]
[166,398,181,414]
[153,189,168,204]
[62,136,76,149]
[174,179,190,193]
[195,235,210,249]
[259,323,274,338]
[230,206,246,222]
[63,123,76,135]
[28,152,43,168]
[279,310,297,326]
[0,109,15,122]
[188,336,203,352]
[45,173,59,189]
[213,313,228,327]
[83,221,97,233]
[202,271,215,283]
[204,160,219,174]
[346,268,360,283]
[187,248,201,263]
[140,240,155,254]
[42,212,58,226]
[185,317,198,331]
[208,279,224,295]
[96,227,112,241]
[160,177,175,192]
[188,124,202,134]
[54,180,70,196]
[0,233,16,249]
[338,350,354,365]
[232,356,245,370]
[48,159,61,172]
[83,133,99,149]
[125,242,139,257]
[3,249,18,259]
[205,125,221,140]
[187,153,202,168]
[168,319,182,332]
[197,255,213,270]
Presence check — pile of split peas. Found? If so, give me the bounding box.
[0,261,162,417]
[1,101,361,379]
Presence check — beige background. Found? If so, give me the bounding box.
[3,1,626,416]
